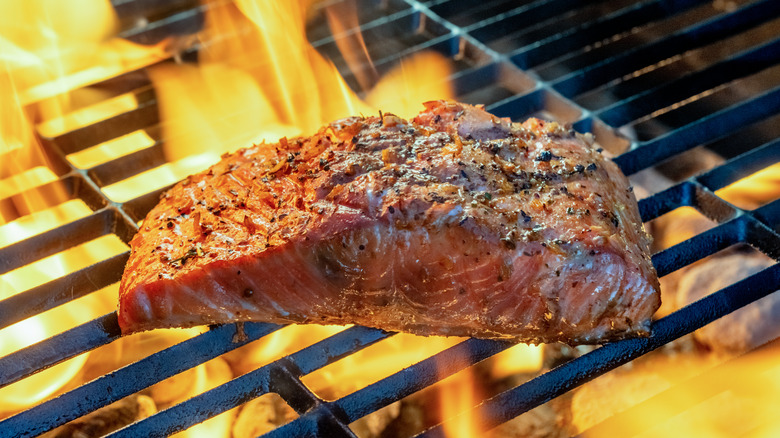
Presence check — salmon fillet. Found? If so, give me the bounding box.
[119,100,660,344]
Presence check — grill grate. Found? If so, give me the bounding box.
[1,0,779,436]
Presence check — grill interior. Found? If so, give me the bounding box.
[1,0,779,436]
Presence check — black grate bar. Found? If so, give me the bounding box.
[87,137,165,187]
[508,0,706,69]
[485,88,545,118]
[755,198,780,232]
[638,181,737,226]
[335,338,512,421]
[597,35,780,127]
[107,326,390,438]
[308,3,413,48]
[613,84,780,176]
[0,209,119,275]
[43,87,156,156]
[551,0,780,98]
[0,252,128,331]
[118,7,204,44]
[0,313,120,390]
[638,182,697,222]
[746,210,780,258]
[262,337,512,437]
[650,216,749,278]
[0,322,281,438]
[697,137,780,192]
[460,0,598,43]
[416,263,780,437]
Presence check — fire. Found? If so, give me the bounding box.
[0,236,125,412]
[573,343,780,438]
[302,334,464,400]
[717,162,780,209]
[0,0,165,416]
[439,367,481,438]
[0,0,545,435]
[106,0,456,204]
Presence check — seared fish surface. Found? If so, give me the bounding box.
[119,100,660,344]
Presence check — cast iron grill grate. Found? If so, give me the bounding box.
[0,0,779,436]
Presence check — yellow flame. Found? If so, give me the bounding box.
[574,345,780,438]
[0,56,68,224]
[366,51,455,119]
[717,162,780,210]
[0,0,118,92]
[302,334,463,400]
[489,343,544,380]
[0,232,125,413]
[0,199,92,247]
[142,0,452,205]
[439,367,480,438]
[0,0,458,427]
[223,324,347,377]
[323,0,378,92]
[0,313,89,412]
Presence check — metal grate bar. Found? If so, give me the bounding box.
[0,313,120,390]
[0,209,119,275]
[500,0,701,69]
[337,338,512,421]
[597,35,780,127]
[551,0,780,98]
[416,262,780,437]
[264,338,513,437]
[508,0,704,69]
[698,137,780,191]
[308,1,413,47]
[755,198,780,232]
[650,216,747,278]
[614,84,780,175]
[638,182,702,223]
[429,0,538,28]
[0,322,280,438]
[107,326,391,437]
[256,339,512,437]
[1,0,778,436]
[471,0,586,29]
[43,88,157,156]
[0,253,128,331]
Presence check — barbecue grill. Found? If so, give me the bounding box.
[1,0,779,436]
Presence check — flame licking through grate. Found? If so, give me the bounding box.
[0,0,779,437]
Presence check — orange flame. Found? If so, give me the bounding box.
[109,0,455,204]
[439,367,481,438]
[717,162,780,209]
[0,0,482,432]
[0,0,163,413]
[323,0,379,92]
[574,343,780,438]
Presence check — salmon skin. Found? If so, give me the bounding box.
[119,100,660,344]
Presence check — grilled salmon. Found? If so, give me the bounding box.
[119,100,660,344]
